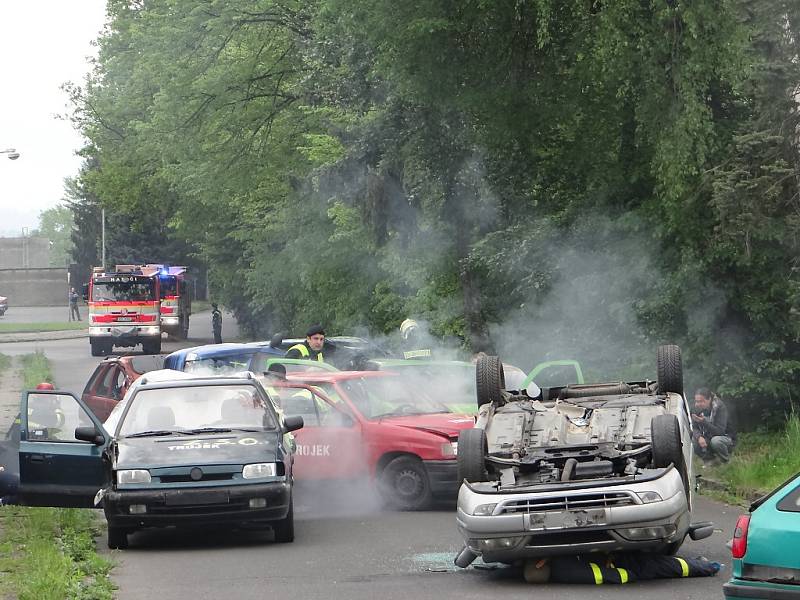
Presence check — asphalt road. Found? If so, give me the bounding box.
[0,308,741,600]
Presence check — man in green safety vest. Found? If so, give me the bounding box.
[285,324,326,362]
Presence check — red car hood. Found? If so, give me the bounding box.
[379,413,475,438]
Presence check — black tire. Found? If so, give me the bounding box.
[273,498,294,543]
[651,413,690,501]
[657,344,683,395]
[457,428,488,483]
[107,526,129,550]
[378,456,432,510]
[476,355,506,408]
[142,340,161,355]
[102,341,114,356]
[90,340,103,357]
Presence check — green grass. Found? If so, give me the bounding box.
[702,412,800,502]
[20,351,54,389]
[191,300,212,313]
[0,507,115,600]
[0,322,86,334]
[0,351,115,600]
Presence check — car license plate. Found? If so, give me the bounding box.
[116,317,134,322]
[165,490,230,506]
[528,509,606,530]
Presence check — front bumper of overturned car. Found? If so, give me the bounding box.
[456,466,690,563]
[103,480,292,529]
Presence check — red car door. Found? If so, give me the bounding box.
[285,387,366,481]
[80,364,121,421]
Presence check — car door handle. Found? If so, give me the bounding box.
[29,454,45,463]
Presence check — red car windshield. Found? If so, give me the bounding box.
[327,377,452,420]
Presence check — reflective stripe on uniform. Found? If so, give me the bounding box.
[288,343,323,362]
[616,567,629,584]
[589,562,603,584]
[289,343,309,357]
[403,349,431,359]
[676,557,689,577]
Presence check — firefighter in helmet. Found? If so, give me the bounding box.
[400,318,432,360]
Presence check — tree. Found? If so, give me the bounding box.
[34,205,74,267]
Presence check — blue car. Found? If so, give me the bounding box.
[724,471,800,599]
[164,342,284,373]
[15,370,303,549]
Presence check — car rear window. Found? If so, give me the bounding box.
[777,484,800,512]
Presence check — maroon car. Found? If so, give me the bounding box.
[81,355,164,420]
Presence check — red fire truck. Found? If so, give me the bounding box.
[146,264,192,340]
[88,265,162,356]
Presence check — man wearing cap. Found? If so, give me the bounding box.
[285,325,326,362]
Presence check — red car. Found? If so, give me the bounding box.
[268,370,476,510]
[81,355,164,420]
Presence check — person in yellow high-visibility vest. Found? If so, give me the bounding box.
[285,324,326,362]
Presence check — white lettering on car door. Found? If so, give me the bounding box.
[296,444,331,456]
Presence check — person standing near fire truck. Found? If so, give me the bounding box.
[211,303,223,344]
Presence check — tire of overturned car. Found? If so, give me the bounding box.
[650,413,691,504]
[379,456,432,510]
[457,428,489,483]
[656,344,683,395]
[476,355,505,408]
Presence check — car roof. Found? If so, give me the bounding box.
[166,343,276,361]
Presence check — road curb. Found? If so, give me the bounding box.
[0,330,88,343]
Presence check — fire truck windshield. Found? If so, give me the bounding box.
[92,280,154,302]
[160,276,178,296]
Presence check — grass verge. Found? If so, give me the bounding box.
[0,351,115,600]
[0,322,86,334]
[700,412,800,503]
[19,351,54,389]
[0,507,115,600]
[0,354,10,375]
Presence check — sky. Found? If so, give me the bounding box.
[0,1,107,237]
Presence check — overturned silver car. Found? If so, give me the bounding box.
[455,345,713,567]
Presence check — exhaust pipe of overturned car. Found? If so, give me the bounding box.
[454,545,478,568]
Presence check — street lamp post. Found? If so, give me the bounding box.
[1,148,20,160]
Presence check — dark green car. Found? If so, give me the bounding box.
[16,371,303,549]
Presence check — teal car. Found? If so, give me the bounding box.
[724,471,800,599]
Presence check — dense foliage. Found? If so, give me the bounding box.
[67,0,800,423]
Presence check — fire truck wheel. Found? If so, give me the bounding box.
[90,340,103,357]
[142,340,161,355]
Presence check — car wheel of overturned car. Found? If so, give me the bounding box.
[107,526,129,550]
[656,344,683,395]
[379,456,432,510]
[273,497,295,543]
[457,428,489,483]
[476,355,506,408]
[651,413,690,502]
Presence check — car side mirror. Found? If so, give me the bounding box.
[75,426,105,445]
[283,415,304,433]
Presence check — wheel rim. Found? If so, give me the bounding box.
[395,468,424,499]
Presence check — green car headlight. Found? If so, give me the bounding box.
[117,469,151,484]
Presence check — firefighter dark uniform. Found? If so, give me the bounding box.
[543,553,721,584]
[285,324,326,362]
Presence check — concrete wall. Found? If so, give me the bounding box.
[0,268,69,306]
[0,236,51,269]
